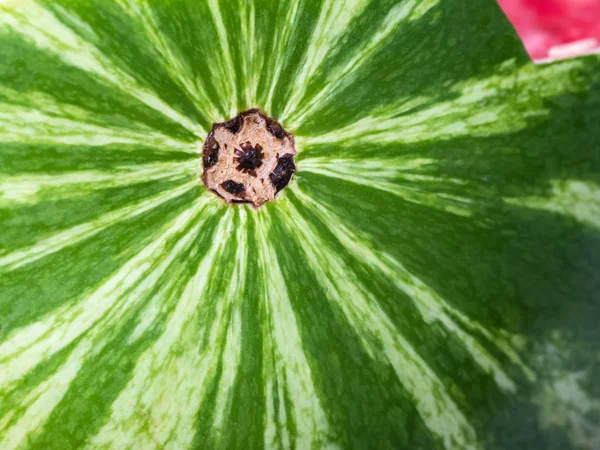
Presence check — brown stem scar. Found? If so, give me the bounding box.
[200,109,296,207]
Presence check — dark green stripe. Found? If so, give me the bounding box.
[0,185,201,337]
[23,206,225,450]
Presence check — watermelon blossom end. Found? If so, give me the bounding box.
[201,109,296,207]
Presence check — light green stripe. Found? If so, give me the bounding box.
[505,180,600,230]
[263,0,301,113]
[206,0,238,117]
[286,0,439,127]
[0,90,194,149]
[0,200,208,385]
[0,0,202,135]
[280,0,370,121]
[255,211,337,450]
[114,0,220,124]
[296,188,535,389]
[237,0,258,106]
[0,161,194,206]
[0,339,94,450]
[300,159,475,217]
[0,181,197,272]
[301,58,586,145]
[88,209,235,449]
[0,200,211,450]
[281,196,478,450]
[210,210,247,438]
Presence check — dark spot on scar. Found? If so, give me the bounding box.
[202,133,219,168]
[231,199,252,204]
[221,180,245,196]
[223,115,242,134]
[269,155,295,192]
[234,142,263,176]
[265,117,285,139]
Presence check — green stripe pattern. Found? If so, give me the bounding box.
[1,0,599,449]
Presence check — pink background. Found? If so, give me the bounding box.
[497,0,600,62]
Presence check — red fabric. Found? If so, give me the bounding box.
[497,0,600,62]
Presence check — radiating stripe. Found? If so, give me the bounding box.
[504,180,600,230]
[281,196,478,450]
[263,0,301,113]
[0,95,194,150]
[0,200,212,450]
[114,0,220,123]
[0,161,194,206]
[125,210,244,349]
[210,210,247,437]
[88,209,235,449]
[0,340,94,450]
[255,211,336,449]
[205,0,238,117]
[295,188,535,389]
[237,0,258,106]
[300,58,586,145]
[0,181,197,272]
[301,156,467,185]
[280,0,370,121]
[286,0,439,127]
[299,159,475,217]
[0,199,209,384]
[0,1,202,135]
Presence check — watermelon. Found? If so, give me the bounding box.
[0,0,599,449]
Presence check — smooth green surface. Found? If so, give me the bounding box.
[0,0,599,449]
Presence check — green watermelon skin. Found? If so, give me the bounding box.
[0,0,599,449]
